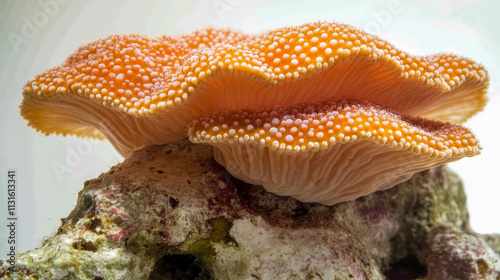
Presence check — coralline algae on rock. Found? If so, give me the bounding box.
[1,139,499,279]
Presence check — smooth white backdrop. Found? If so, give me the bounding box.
[1,0,499,254]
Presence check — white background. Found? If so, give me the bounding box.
[1,0,499,255]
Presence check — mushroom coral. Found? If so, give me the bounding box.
[188,98,480,205]
[20,21,488,157]
[20,21,489,205]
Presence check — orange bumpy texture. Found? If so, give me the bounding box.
[188,98,481,204]
[189,98,479,159]
[20,21,489,156]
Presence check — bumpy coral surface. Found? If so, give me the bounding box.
[21,21,489,156]
[190,97,480,205]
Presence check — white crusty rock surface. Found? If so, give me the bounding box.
[1,139,499,279]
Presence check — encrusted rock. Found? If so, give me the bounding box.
[1,139,499,279]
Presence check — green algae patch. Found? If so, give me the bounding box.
[186,216,237,259]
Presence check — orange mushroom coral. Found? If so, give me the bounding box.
[188,98,480,205]
[20,20,489,205]
[20,21,488,157]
